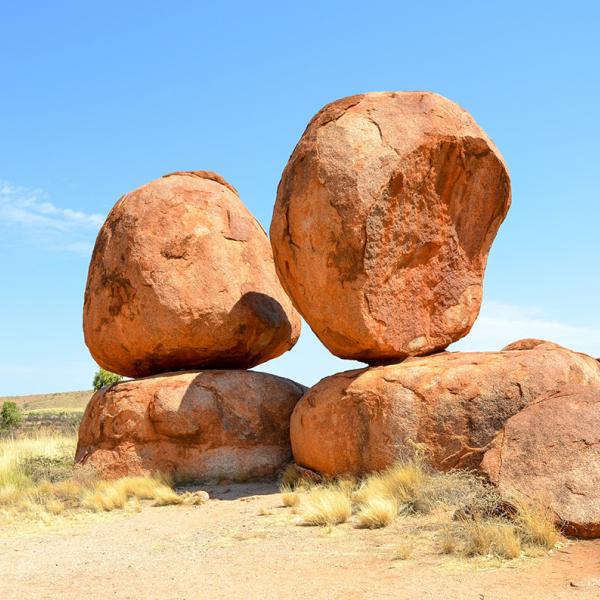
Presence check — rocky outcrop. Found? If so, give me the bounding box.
[290,343,600,477]
[76,370,306,480]
[271,92,511,363]
[84,171,300,378]
[482,385,600,539]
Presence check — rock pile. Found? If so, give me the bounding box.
[269,92,600,538]
[77,92,600,537]
[78,171,304,480]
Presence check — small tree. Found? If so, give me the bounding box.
[1,401,22,430]
[93,368,123,391]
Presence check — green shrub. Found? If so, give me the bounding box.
[93,368,123,391]
[21,454,74,483]
[1,401,22,430]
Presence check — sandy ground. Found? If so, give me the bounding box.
[1,483,600,600]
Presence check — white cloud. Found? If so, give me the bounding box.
[452,301,600,357]
[0,180,104,255]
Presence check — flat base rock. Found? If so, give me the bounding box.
[482,385,600,539]
[290,341,600,477]
[76,370,306,481]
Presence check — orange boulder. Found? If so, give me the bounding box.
[290,343,600,477]
[482,385,600,539]
[76,370,306,480]
[271,92,511,363]
[84,171,300,378]
[501,338,563,351]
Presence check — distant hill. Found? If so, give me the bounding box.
[0,390,93,412]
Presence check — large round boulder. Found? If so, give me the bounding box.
[290,342,600,476]
[76,370,306,480]
[84,171,300,378]
[482,385,600,539]
[271,92,511,363]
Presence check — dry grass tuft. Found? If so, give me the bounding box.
[394,541,414,560]
[44,499,65,515]
[300,484,353,526]
[258,507,273,516]
[152,487,184,507]
[280,463,321,489]
[462,519,522,559]
[356,496,398,529]
[354,461,425,512]
[0,432,209,520]
[0,432,76,493]
[438,526,459,555]
[279,459,560,561]
[513,497,560,550]
[280,484,300,508]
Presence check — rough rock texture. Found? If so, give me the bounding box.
[84,171,300,378]
[290,342,600,477]
[76,370,306,480]
[271,92,511,363]
[482,385,600,539]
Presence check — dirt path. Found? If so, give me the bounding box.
[2,483,600,600]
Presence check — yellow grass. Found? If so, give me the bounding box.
[394,541,414,560]
[463,519,522,559]
[356,496,398,529]
[438,526,459,555]
[45,499,65,515]
[279,484,300,508]
[280,459,560,561]
[0,431,207,520]
[0,431,76,494]
[353,461,431,514]
[300,484,353,526]
[514,497,560,550]
[151,485,185,507]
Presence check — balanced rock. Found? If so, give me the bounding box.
[271,92,511,363]
[76,370,306,480]
[290,341,600,477]
[84,171,300,378]
[482,385,600,539]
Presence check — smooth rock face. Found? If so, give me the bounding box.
[481,385,600,539]
[271,92,511,363]
[76,370,306,480]
[84,171,300,378]
[290,342,600,476]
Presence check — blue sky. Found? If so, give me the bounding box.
[1,1,598,395]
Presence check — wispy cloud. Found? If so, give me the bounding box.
[452,301,600,357]
[0,180,104,255]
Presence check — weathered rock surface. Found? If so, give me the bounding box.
[290,342,600,476]
[76,370,306,480]
[84,171,300,378]
[482,385,600,539]
[271,92,511,363]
